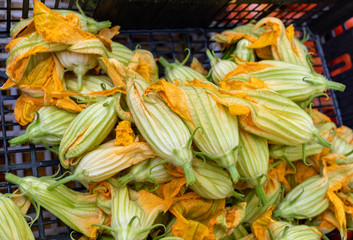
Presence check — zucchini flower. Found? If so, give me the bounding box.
[233,38,256,62]
[59,96,118,168]
[252,206,321,240]
[117,157,172,187]
[10,8,111,37]
[211,202,247,239]
[5,173,108,239]
[147,80,240,182]
[0,193,35,240]
[95,186,164,240]
[206,49,238,84]
[128,49,159,83]
[49,140,156,189]
[9,106,77,147]
[126,78,195,185]
[248,17,307,67]
[190,158,237,199]
[237,129,269,204]
[56,50,98,91]
[158,51,209,84]
[209,89,329,147]
[274,175,329,219]
[221,60,345,103]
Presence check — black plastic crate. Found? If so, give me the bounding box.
[1,0,353,239]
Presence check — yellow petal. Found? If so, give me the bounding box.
[222,61,273,82]
[285,25,295,44]
[294,161,319,185]
[187,79,217,91]
[33,0,96,44]
[209,202,247,237]
[266,160,291,192]
[172,198,225,223]
[99,57,126,86]
[162,178,187,212]
[6,45,47,83]
[327,189,347,240]
[136,190,165,216]
[190,57,208,75]
[229,104,251,115]
[255,46,273,60]
[172,217,212,240]
[11,19,36,39]
[98,25,121,40]
[14,94,41,126]
[318,210,339,232]
[85,86,125,97]
[147,79,192,121]
[219,77,268,91]
[216,32,257,44]
[251,206,275,240]
[114,120,136,146]
[248,23,281,49]
[6,37,24,52]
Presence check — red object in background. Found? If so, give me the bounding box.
[329,53,352,77]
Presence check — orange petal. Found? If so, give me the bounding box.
[162,178,187,212]
[190,57,208,75]
[14,94,41,126]
[114,120,135,146]
[294,161,319,185]
[187,79,217,91]
[147,79,192,121]
[217,32,257,44]
[98,25,121,40]
[99,57,126,86]
[222,62,273,82]
[136,190,165,216]
[33,0,96,44]
[219,77,268,91]
[128,49,158,83]
[285,25,295,44]
[327,189,347,239]
[248,23,281,49]
[172,217,212,240]
[251,206,275,240]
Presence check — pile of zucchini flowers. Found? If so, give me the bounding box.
[2,1,353,240]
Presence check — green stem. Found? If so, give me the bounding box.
[231,191,244,200]
[180,48,191,66]
[255,185,268,205]
[77,73,83,91]
[228,164,240,183]
[8,133,30,147]
[183,162,195,187]
[117,172,135,186]
[313,131,331,148]
[325,80,346,91]
[158,57,170,68]
[47,173,78,190]
[96,20,112,30]
[5,173,22,185]
[206,49,216,63]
